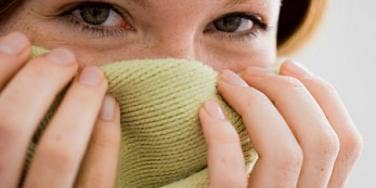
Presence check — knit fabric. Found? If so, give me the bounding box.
[24,46,259,188]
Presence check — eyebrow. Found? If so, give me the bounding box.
[227,0,253,6]
[127,0,259,8]
[126,0,149,8]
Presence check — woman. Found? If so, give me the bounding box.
[0,0,363,187]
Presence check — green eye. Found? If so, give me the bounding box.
[78,3,111,25]
[207,12,267,37]
[215,15,249,33]
[213,13,256,33]
[70,2,126,27]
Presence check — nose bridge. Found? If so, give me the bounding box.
[150,31,197,60]
[134,0,209,60]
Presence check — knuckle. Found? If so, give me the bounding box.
[273,145,304,175]
[316,131,340,158]
[340,130,364,159]
[93,132,121,149]
[305,76,338,95]
[29,56,77,77]
[240,87,270,114]
[316,77,337,90]
[245,87,269,102]
[39,143,76,172]
[211,176,247,188]
[80,174,108,188]
[0,117,22,141]
[0,125,17,144]
[225,178,247,188]
[91,177,108,188]
[280,76,306,92]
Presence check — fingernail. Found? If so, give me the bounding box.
[219,69,248,87]
[204,100,226,120]
[79,66,103,86]
[0,32,29,55]
[46,48,76,66]
[283,60,314,77]
[100,95,116,121]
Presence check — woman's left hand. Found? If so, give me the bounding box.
[198,60,363,188]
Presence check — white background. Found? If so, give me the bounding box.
[295,0,376,187]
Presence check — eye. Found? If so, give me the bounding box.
[58,2,133,37]
[71,2,126,27]
[214,14,253,33]
[205,12,267,37]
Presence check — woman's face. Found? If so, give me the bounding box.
[0,0,281,72]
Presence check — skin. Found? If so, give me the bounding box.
[0,0,363,187]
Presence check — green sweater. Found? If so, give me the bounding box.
[23,46,259,188]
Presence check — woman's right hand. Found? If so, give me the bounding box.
[199,62,363,187]
[0,32,122,188]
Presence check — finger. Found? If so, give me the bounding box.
[0,49,78,188]
[280,61,364,188]
[216,70,302,187]
[199,99,247,188]
[242,66,340,188]
[75,95,121,188]
[0,32,31,90]
[24,66,108,188]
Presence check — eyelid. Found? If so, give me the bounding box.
[217,12,269,30]
[58,2,135,28]
[203,12,269,43]
[54,1,137,38]
[204,12,269,35]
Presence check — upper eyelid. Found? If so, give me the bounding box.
[209,13,269,33]
[59,2,137,28]
[217,13,268,30]
[58,2,131,20]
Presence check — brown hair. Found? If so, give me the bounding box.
[0,0,327,56]
[0,0,24,20]
[278,0,328,56]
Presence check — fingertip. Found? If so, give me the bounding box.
[199,109,240,145]
[99,95,118,122]
[204,99,226,120]
[280,60,314,78]
[198,100,226,130]
[77,66,103,87]
[75,95,121,187]
[0,32,31,56]
[94,94,121,143]
[112,96,121,124]
[0,32,31,64]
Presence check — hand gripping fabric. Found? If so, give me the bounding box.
[22,46,259,188]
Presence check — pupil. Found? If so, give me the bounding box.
[80,4,110,25]
[214,16,242,32]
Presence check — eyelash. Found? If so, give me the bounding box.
[59,2,132,38]
[58,2,268,40]
[206,12,268,41]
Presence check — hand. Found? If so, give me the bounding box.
[0,32,121,188]
[199,61,363,188]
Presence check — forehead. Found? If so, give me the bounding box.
[128,0,275,8]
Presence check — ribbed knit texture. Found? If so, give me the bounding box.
[24,46,259,188]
